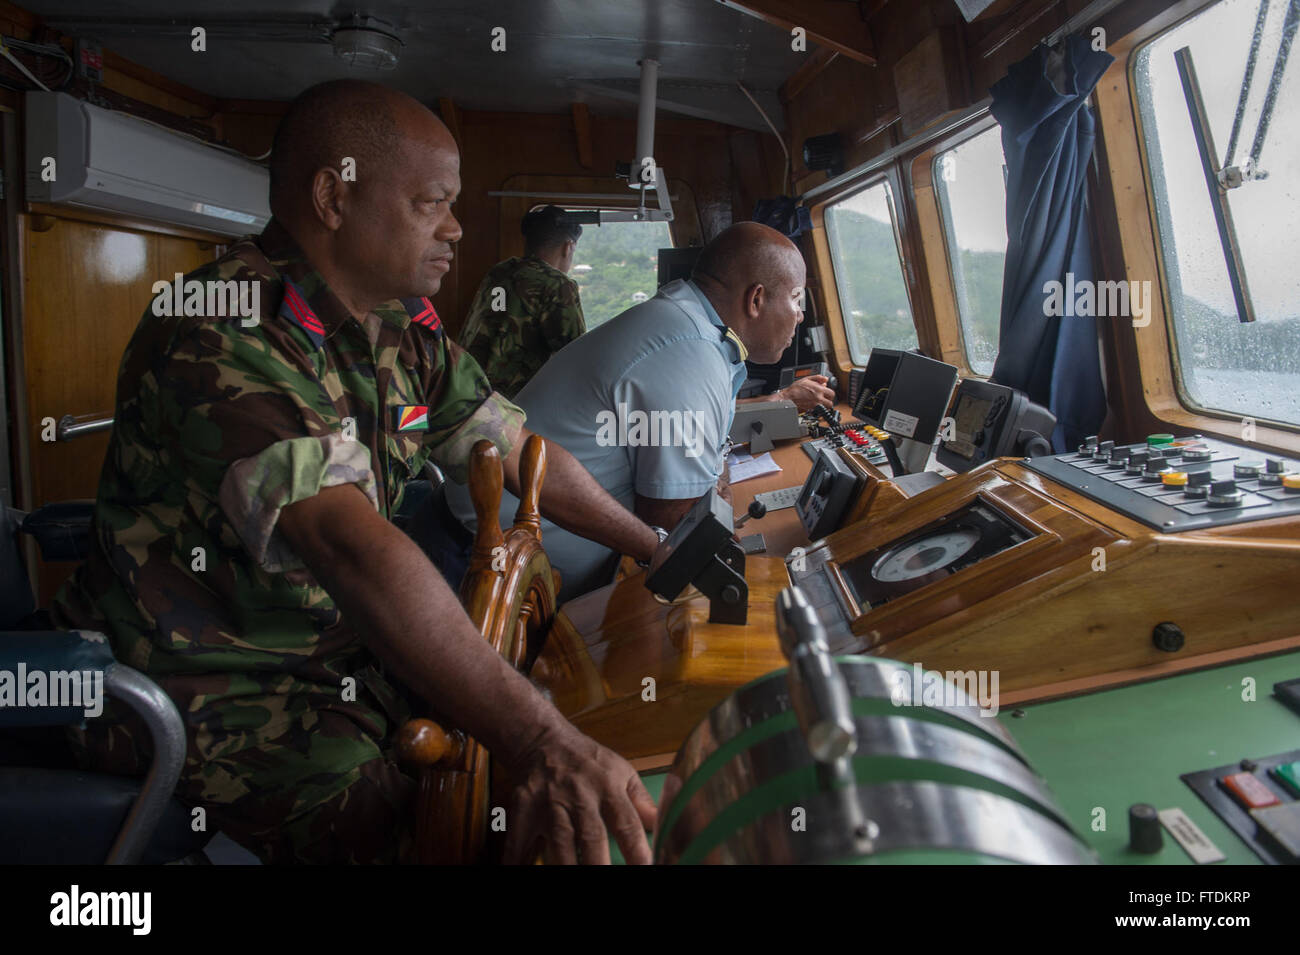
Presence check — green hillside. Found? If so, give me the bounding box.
[571,220,673,328]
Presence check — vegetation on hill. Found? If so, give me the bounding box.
[570,220,673,328]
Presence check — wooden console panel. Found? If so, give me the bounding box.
[533,458,1300,764]
[800,459,1300,688]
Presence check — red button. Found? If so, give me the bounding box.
[1221,771,1281,810]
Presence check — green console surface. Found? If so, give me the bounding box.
[616,650,1300,865]
[999,650,1300,864]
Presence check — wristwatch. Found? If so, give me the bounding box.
[636,526,669,569]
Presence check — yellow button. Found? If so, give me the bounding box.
[1283,474,1300,490]
[1161,471,1188,486]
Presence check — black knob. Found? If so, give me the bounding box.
[735,499,768,529]
[1187,470,1213,485]
[1266,458,1287,474]
[1129,804,1163,854]
[1126,451,1149,474]
[1152,621,1185,652]
[1142,458,1169,481]
[721,584,741,604]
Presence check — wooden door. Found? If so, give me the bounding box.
[18,213,216,603]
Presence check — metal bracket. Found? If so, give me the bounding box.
[695,538,747,625]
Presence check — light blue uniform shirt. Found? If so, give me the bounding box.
[447,279,747,600]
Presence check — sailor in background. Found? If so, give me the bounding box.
[459,205,587,399]
[448,221,807,601]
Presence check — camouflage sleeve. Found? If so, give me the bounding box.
[540,275,586,353]
[158,320,375,573]
[219,434,378,572]
[422,337,526,484]
[456,277,495,370]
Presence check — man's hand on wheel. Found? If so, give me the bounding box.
[777,374,836,413]
[503,721,658,865]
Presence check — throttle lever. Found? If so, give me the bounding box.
[733,499,767,530]
[776,587,858,768]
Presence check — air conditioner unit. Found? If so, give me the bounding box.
[24,91,270,237]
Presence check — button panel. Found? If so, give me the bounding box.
[1027,435,1300,532]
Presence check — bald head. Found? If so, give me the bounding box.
[264,79,464,316]
[269,79,454,220]
[692,222,806,364]
[692,221,801,293]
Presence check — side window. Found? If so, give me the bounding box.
[823,179,918,365]
[569,218,674,329]
[1134,0,1300,427]
[934,126,1008,377]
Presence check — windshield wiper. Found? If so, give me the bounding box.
[1223,0,1298,188]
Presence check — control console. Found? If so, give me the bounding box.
[1024,433,1300,531]
[800,404,888,468]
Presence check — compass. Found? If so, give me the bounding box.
[870,527,981,582]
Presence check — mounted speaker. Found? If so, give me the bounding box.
[802,133,845,176]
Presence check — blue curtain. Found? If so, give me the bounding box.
[989,34,1113,451]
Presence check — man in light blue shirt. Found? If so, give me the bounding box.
[446,221,807,600]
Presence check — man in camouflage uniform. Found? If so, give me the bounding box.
[52,80,658,865]
[459,205,585,398]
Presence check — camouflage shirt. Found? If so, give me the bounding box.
[51,219,524,811]
[458,256,585,399]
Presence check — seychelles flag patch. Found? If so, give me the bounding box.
[393,405,430,432]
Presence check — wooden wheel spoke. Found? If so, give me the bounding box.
[399,435,558,863]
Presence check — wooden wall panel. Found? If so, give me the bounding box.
[20,216,216,600]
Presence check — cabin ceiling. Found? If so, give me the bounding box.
[23,0,819,130]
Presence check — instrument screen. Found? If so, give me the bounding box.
[945,395,992,460]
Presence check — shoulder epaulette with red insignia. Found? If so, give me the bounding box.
[401,296,442,338]
[279,278,326,347]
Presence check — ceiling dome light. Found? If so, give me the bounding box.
[332,23,402,70]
